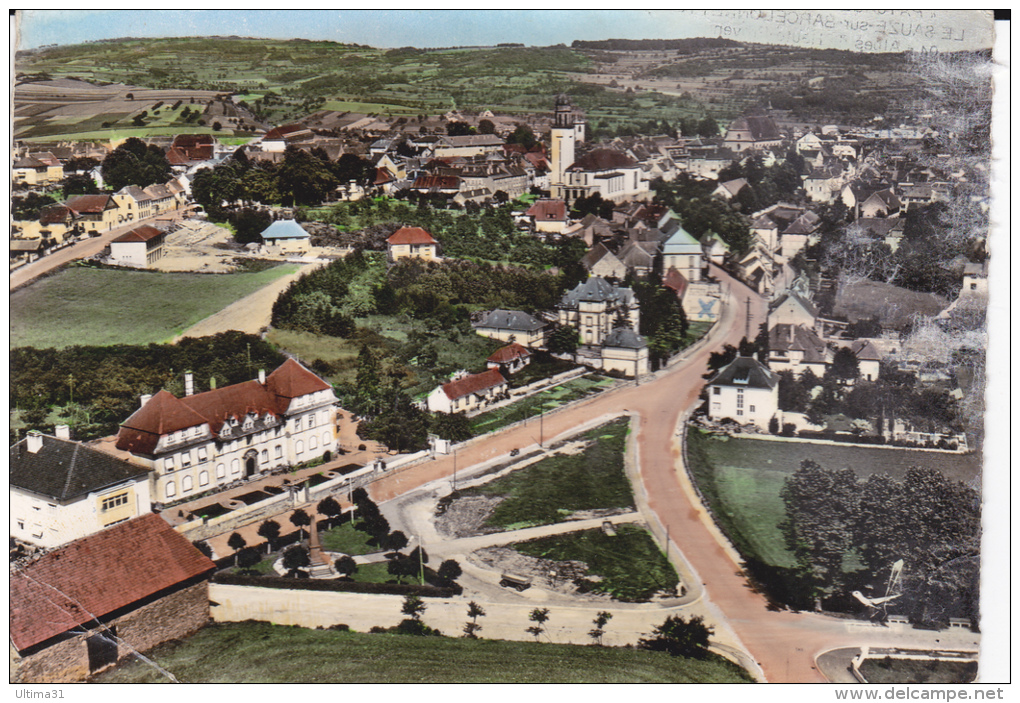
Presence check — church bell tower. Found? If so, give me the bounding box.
[550,94,576,197]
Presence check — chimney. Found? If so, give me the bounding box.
[26,431,43,454]
[258,369,266,384]
[140,393,153,407]
[55,424,71,440]
[185,371,195,396]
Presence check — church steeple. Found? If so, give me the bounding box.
[554,93,574,129]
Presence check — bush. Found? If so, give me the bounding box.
[212,573,461,597]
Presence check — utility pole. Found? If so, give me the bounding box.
[745,297,752,341]
[452,449,457,491]
[539,406,544,448]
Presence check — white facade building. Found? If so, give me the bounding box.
[706,356,779,429]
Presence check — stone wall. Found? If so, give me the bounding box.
[11,580,210,683]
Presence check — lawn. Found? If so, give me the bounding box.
[10,264,298,348]
[685,430,984,570]
[514,524,679,601]
[462,417,634,529]
[469,375,615,435]
[95,621,752,683]
[319,521,378,556]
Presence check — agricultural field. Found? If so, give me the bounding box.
[10,263,298,349]
[685,430,983,571]
[95,620,753,683]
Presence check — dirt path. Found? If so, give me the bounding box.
[171,261,322,342]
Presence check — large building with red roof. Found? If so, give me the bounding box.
[115,359,338,505]
[10,512,215,682]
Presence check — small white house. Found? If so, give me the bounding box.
[109,224,165,268]
[600,327,649,378]
[260,220,312,254]
[10,429,152,549]
[427,369,508,415]
[706,356,779,428]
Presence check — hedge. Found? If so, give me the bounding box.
[213,572,462,597]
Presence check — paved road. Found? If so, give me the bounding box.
[357,265,979,682]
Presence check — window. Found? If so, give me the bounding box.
[164,457,175,472]
[296,440,305,455]
[275,445,283,459]
[216,463,226,479]
[231,458,240,475]
[261,450,269,463]
[322,431,331,445]
[101,492,130,512]
[294,417,302,432]
[307,414,315,429]
[749,405,756,413]
[310,435,318,450]
[970,282,977,290]
[198,447,209,462]
[165,481,176,498]
[736,389,744,409]
[712,387,721,396]
[182,476,194,493]
[181,451,192,467]
[737,409,744,416]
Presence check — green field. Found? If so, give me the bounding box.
[10,264,298,349]
[686,430,983,570]
[515,525,678,601]
[463,417,634,529]
[94,620,753,683]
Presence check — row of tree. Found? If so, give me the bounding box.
[781,460,979,625]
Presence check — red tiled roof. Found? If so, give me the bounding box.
[264,124,310,141]
[116,360,332,454]
[65,195,113,214]
[387,227,438,246]
[487,343,531,364]
[374,167,395,185]
[113,225,164,244]
[526,199,567,222]
[10,513,215,652]
[266,358,332,402]
[116,390,209,455]
[171,134,213,149]
[442,369,506,401]
[39,205,72,225]
[165,146,192,165]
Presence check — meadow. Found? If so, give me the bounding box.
[10,264,298,348]
[94,620,753,683]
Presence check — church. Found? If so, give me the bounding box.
[115,359,338,507]
[548,94,649,205]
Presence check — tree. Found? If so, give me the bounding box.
[478,119,496,135]
[227,208,270,245]
[101,137,172,191]
[281,545,310,577]
[780,460,860,601]
[63,173,99,196]
[257,519,281,553]
[290,509,311,541]
[588,611,613,646]
[463,601,486,638]
[317,496,343,526]
[193,540,213,558]
[547,325,580,355]
[446,120,474,136]
[334,555,358,578]
[437,559,462,584]
[396,594,440,636]
[385,530,409,552]
[638,615,713,658]
[212,121,222,131]
[829,347,860,384]
[387,553,417,584]
[527,607,550,640]
[507,123,537,149]
[11,192,57,221]
[236,547,262,573]
[227,532,247,565]
[277,146,338,206]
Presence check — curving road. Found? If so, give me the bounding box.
[359,265,978,682]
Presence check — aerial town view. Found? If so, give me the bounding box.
[9,10,1006,691]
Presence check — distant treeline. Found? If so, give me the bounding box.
[572,38,740,52]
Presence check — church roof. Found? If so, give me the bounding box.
[568,148,637,172]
